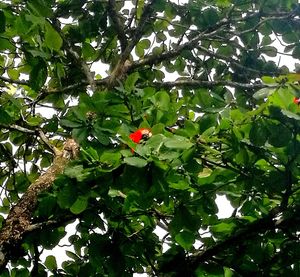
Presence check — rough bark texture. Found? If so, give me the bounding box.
[0,139,79,269]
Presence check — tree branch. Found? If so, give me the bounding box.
[50,19,96,91]
[0,75,28,86]
[0,139,79,271]
[0,124,35,134]
[109,0,157,86]
[187,205,300,272]
[108,0,128,52]
[152,79,276,90]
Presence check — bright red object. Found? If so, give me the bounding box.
[129,128,152,143]
[129,128,152,152]
[293,97,300,105]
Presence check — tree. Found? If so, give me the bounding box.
[0,0,300,275]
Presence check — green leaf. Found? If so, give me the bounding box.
[100,151,121,167]
[146,134,165,152]
[261,46,277,57]
[169,179,190,190]
[66,250,80,261]
[135,39,151,57]
[72,127,88,143]
[0,107,13,124]
[261,76,276,84]
[125,72,139,91]
[29,58,47,91]
[124,157,148,168]
[164,136,193,150]
[253,88,274,100]
[82,42,96,61]
[45,22,63,51]
[292,45,300,59]
[64,165,84,179]
[281,109,300,120]
[249,120,268,146]
[70,196,88,214]
[60,119,84,128]
[92,125,110,145]
[64,165,90,182]
[45,255,57,271]
[216,0,231,8]
[136,0,144,20]
[0,37,15,51]
[211,222,236,235]
[28,0,53,17]
[267,123,292,147]
[175,230,195,250]
[57,183,77,209]
[7,69,19,80]
[152,91,170,111]
[27,115,43,126]
[37,195,56,218]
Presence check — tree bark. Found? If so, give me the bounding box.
[0,139,79,270]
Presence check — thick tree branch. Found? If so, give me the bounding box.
[109,0,157,86]
[0,139,79,271]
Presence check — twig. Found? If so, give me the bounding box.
[188,206,282,271]
[108,0,128,52]
[36,129,60,155]
[152,79,276,90]
[109,0,157,86]
[0,75,28,86]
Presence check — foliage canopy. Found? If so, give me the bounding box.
[0,0,300,276]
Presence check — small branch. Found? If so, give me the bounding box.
[0,124,35,134]
[36,129,60,156]
[108,0,128,52]
[0,124,61,156]
[130,11,298,74]
[0,75,28,86]
[129,19,230,71]
[34,78,109,103]
[152,79,276,90]
[232,12,298,36]
[25,213,78,233]
[188,206,282,271]
[108,0,157,86]
[25,220,58,233]
[157,220,169,232]
[49,19,96,91]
